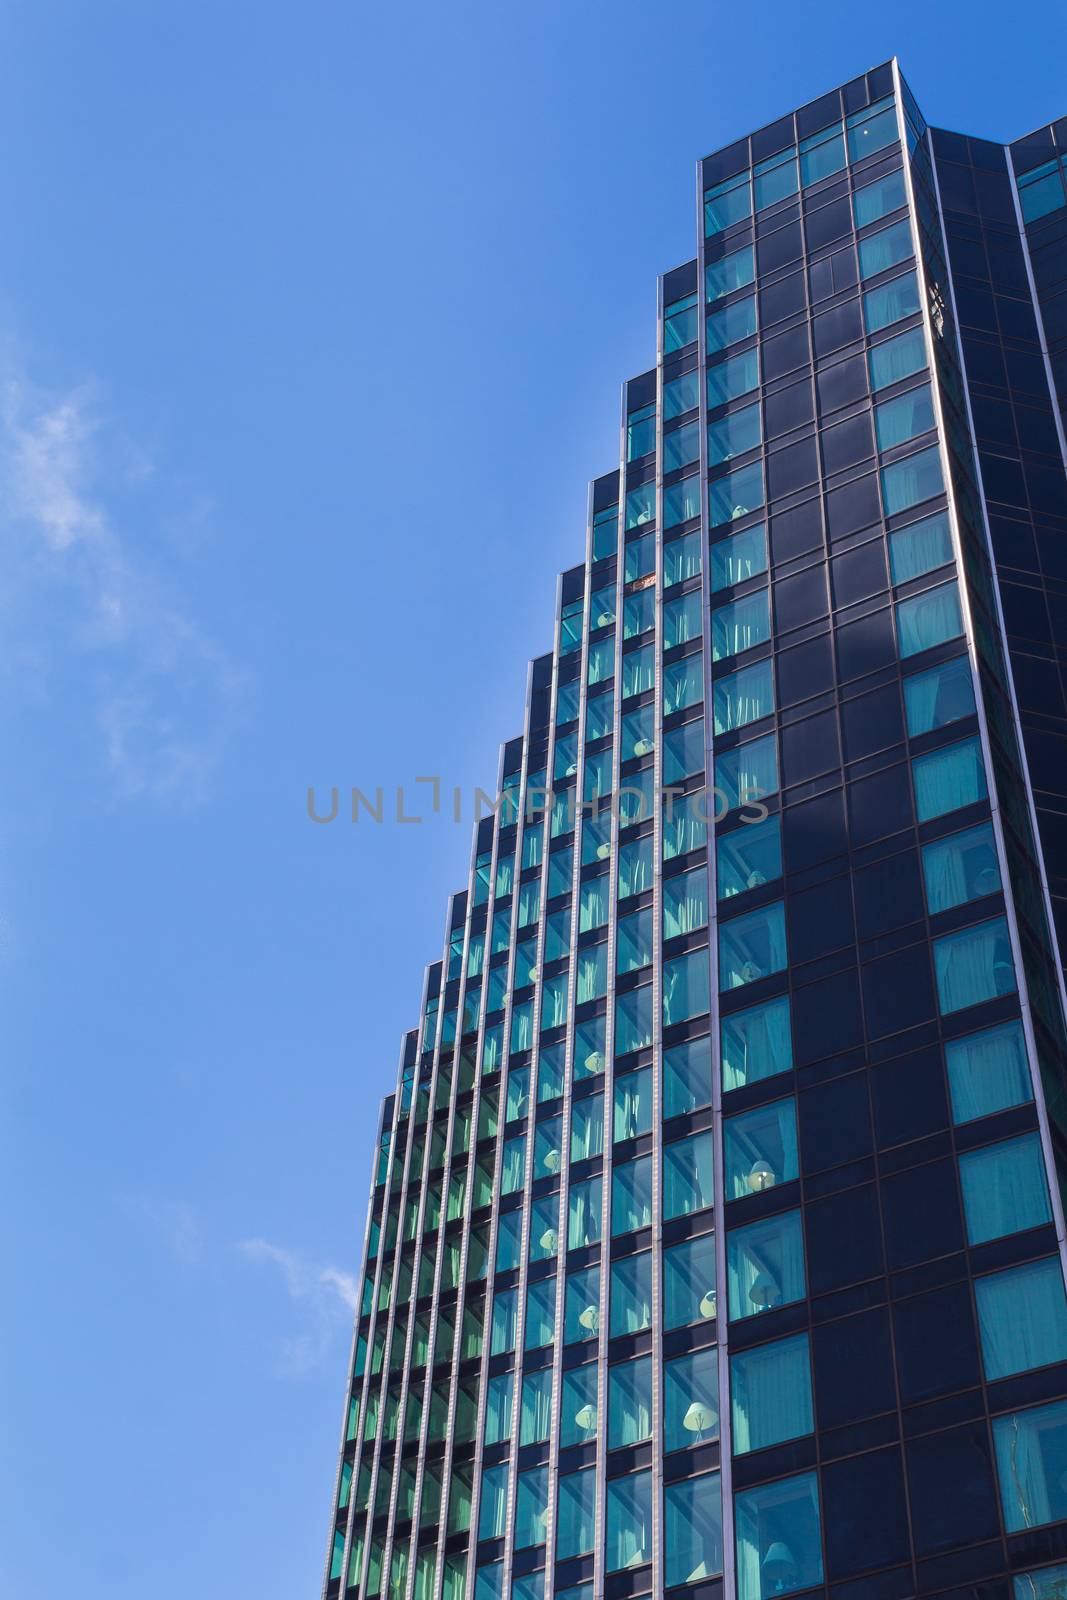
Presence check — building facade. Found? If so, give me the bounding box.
[323,61,1067,1600]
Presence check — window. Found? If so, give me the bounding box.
[977,1258,1067,1380]
[625,483,655,530]
[618,835,653,898]
[712,591,770,661]
[864,269,922,332]
[514,1467,549,1548]
[903,655,975,735]
[715,733,778,813]
[665,1473,724,1585]
[705,170,752,234]
[664,473,701,528]
[567,1175,602,1250]
[606,1470,652,1571]
[922,821,1001,913]
[491,1290,517,1355]
[556,1468,597,1558]
[731,1332,813,1453]
[564,1264,601,1343]
[615,984,654,1054]
[560,1363,599,1446]
[608,1355,653,1447]
[664,1035,713,1117]
[755,146,798,209]
[664,1131,714,1218]
[621,642,655,700]
[570,1098,604,1168]
[710,523,767,591]
[664,528,702,586]
[994,1400,1067,1531]
[722,993,793,1090]
[1017,157,1067,223]
[479,1464,509,1539]
[934,917,1015,1013]
[525,1277,557,1349]
[717,815,782,899]
[664,791,709,860]
[483,1374,513,1445]
[592,504,618,560]
[960,1132,1051,1244]
[889,509,953,583]
[529,1195,560,1262]
[664,717,704,789]
[725,1098,798,1199]
[614,1065,653,1141]
[665,1346,720,1450]
[707,292,757,353]
[617,907,653,974]
[663,589,702,648]
[613,1155,653,1234]
[664,419,700,473]
[611,1251,652,1335]
[913,736,988,823]
[663,655,703,714]
[664,292,698,353]
[882,444,944,516]
[875,381,935,449]
[627,402,656,462]
[946,1019,1032,1124]
[1012,1564,1067,1600]
[496,1209,523,1271]
[664,369,700,420]
[665,1231,717,1327]
[708,401,762,466]
[895,579,962,657]
[719,901,787,989]
[735,1472,823,1600]
[706,244,755,302]
[664,866,709,938]
[847,95,898,160]
[869,325,926,391]
[501,1134,526,1194]
[800,124,845,185]
[854,167,908,226]
[664,947,712,1024]
[713,658,774,735]
[727,1208,806,1319]
[858,217,912,280]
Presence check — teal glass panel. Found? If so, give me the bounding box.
[994,1400,1067,1532]
[717,814,782,898]
[664,527,702,586]
[858,217,913,280]
[960,1132,1050,1244]
[876,382,935,448]
[754,148,798,209]
[713,658,774,734]
[575,1016,606,1076]
[663,716,705,786]
[571,1093,605,1161]
[727,1208,806,1319]
[977,1258,1067,1380]
[708,401,762,466]
[525,1276,557,1349]
[478,1465,509,1539]
[663,790,709,859]
[705,171,752,234]
[500,1134,526,1194]
[623,586,655,639]
[664,1231,717,1328]
[567,1175,602,1249]
[559,597,584,656]
[620,701,653,762]
[854,167,907,225]
[706,244,755,301]
[556,1468,597,1558]
[528,1194,560,1262]
[621,641,655,699]
[564,1263,600,1343]
[710,523,768,590]
[590,582,616,629]
[715,732,778,813]
[663,654,703,715]
[613,1063,653,1140]
[724,1098,798,1198]
[800,125,845,185]
[869,326,926,390]
[707,347,759,406]
[664,1035,713,1117]
[605,1471,652,1572]
[592,505,618,561]
[1012,1564,1067,1600]
[665,1473,724,1585]
[720,992,793,1091]
[483,1373,513,1444]
[618,835,654,898]
[1018,160,1067,222]
[613,1154,653,1234]
[663,865,708,939]
[608,1354,652,1447]
[618,767,654,827]
[584,690,613,744]
[664,1346,720,1450]
[664,946,712,1025]
[664,292,699,353]
[735,1472,823,1600]
[889,509,952,582]
[610,1251,652,1335]
[663,589,702,649]
[912,736,988,822]
[576,942,607,1003]
[664,369,700,419]
[512,1574,543,1600]
[490,1289,517,1355]
[896,579,962,657]
[664,419,700,473]
[617,906,653,974]
[946,1019,1032,1124]
[707,292,757,352]
[560,1363,599,1446]
[847,97,899,160]
[627,402,656,462]
[882,443,944,515]
[537,1041,566,1102]
[586,636,614,688]
[514,1467,549,1548]
[863,268,921,332]
[719,901,787,989]
[903,654,975,735]
[731,1332,813,1453]
[625,483,655,531]
[922,821,1001,914]
[934,916,1015,1013]
[664,472,701,528]
[664,1130,714,1217]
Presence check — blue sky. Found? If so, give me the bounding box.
[1,1,1064,1594]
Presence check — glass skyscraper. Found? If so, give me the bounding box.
[324,61,1067,1600]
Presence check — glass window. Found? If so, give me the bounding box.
[665,1346,720,1451]
[727,1208,806,1320]
[615,984,654,1055]
[800,124,845,185]
[708,401,762,466]
[664,292,699,353]
[882,444,944,516]
[712,591,770,662]
[623,587,655,640]
[735,1471,823,1600]
[501,1134,526,1194]
[1018,158,1067,222]
[665,1473,724,1586]
[664,1130,715,1218]
[913,736,988,823]
[717,815,782,899]
[625,483,656,531]
[663,655,703,716]
[864,269,922,332]
[664,947,712,1025]
[571,1094,605,1162]
[613,1155,653,1234]
[525,1277,557,1349]
[854,167,908,226]
[567,1174,603,1250]
[606,1470,652,1572]
[617,907,653,974]
[869,325,926,391]
[664,419,700,473]
[664,473,701,528]
[889,509,952,583]
[731,1332,813,1453]
[479,1464,509,1539]
[755,147,798,209]
[875,381,935,449]
[627,402,656,462]
[514,1467,549,1548]
[610,1251,652,1335]
[707,292,757,353]
[664,1035,713,1117]
[608,1354,653,1447]
[720,901,787,989]
[994,1400,1067,1532]
[537,1041,566,1102]
[960,1132,1051,1244]
[664,865,709,939]
[664,717,705,786]
[665,1231,717,1327]
[858,217,913,280]
[621,642,655,700]
[529,1194,560,1262]
[713,658,774,734]
[663,588,702,649]
[895,579,962,657]
[715,733,778,815]
[491,1290,517,1355]
[707,348,759,407]
[560,1362,599,1447]
[1012,1565,1067,1600]
[664,369,700,420]
[663,790,709,860]
[947,1019,1031,1124]
[847,96,899,161]
[934,916,1015,1013]
[903,655,975,735]
[496,1208,523,1271]
[618,835,653,898]
[474,1568,502,1600]
[483,1373,513,1445]
[614,1064,653,1141]
[725,1098,798,1199]
[664,528,702,587]
[705,171,752,235]
[706,244,755,302]
[722,994,793,1090]
[564,1264,601,1343]
[710,523,767,592]
[977,1257,1067,1380]
[922,821,1001,913]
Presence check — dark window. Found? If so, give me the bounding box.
[760,269,807,327]
[806,1182,884,1293]
[823,1448,910,1579]
[813,299,864,356]
[822,412,875,477]
[853,850,923,940]
[812,1307,895,1427]
[765,380,815,439]
[789,876,855,963]
[817,353,867,415]
[763,325,812,382]
[841,681,902,760]
[783,791,848,871]
[777,634,835,707]
[826,474,881,541]
[799,1072,872,1172]
[836,607,897,683]
[793,968,863,1064]
[882,1159,964,1270]
[848,763,912,847]
[768,437,820,499]
[782,710,840,785]
[871,1045,949,1149]
[770,498,824,562]
[905,1422,1000,1555]
[862,944,935,1038]
[894,1281,981,1405]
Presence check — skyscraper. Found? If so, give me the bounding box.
[324,60,1067,1600]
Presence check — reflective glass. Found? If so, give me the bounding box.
[727,1208,806,1319]
[731,1332,813,1452]
[946,1019,1031,1124]
[959,1132,1051,1244]
[724,1097,798,1199]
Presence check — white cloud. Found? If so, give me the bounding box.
[239,1236,358,1374]
[0,369,247,800]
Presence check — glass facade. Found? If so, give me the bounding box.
[325,61,1067,1600]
